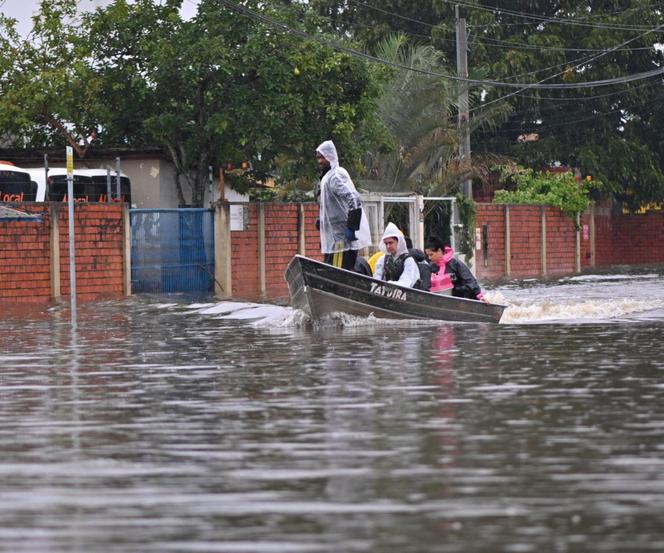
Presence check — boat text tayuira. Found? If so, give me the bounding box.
[285,255,506,323]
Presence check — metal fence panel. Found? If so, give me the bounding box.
[130,208,214,294]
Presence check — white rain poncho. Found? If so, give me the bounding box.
[373,222,420,287]
[316,140,372,254]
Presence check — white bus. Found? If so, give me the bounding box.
[25,167,132,204]
[0,162,39,202]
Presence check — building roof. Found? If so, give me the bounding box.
[0,146,167,166]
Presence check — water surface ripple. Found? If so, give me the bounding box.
[1,268,664,552]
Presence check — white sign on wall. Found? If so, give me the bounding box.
[230,204,248,231]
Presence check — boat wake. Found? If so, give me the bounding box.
[163,267,664,327]
[500,298,664,323]
[486,270,664,323]
[175,296,664,327]
[175,301,445,329]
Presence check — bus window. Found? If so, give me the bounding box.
[77,170,132,204]
[0,167,38,202]
[48,174,94,202]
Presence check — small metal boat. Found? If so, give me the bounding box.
[285,255,506,323]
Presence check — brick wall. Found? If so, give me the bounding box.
[58,204,126,301]
[302,203,324,262]
[230,203,260,299]
[594,208,664,266]
[5,200,662,304]
[227,203,323,301]
[473,204,505,279]
[544,207,576,275]
[475,203,664,282]
[1,203,127,303]
[0,205,51,302]
[509,206,543,277]
[264,204,300,299]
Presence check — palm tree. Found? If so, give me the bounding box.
[360,34,511,196]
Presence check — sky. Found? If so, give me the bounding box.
[1,0,199,36]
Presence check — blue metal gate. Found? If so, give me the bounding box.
[130,208,215,294]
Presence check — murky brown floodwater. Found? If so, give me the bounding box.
[1,267,664,552]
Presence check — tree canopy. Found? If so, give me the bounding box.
[1,0,663,208]
[0,0,389,205]
[309,0,664,207]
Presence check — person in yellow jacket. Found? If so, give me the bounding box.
[367,250,383,274]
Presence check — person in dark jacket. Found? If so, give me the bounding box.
[424,236,488,302]
[403,237,432,291]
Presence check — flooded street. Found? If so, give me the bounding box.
[1,267,664,552]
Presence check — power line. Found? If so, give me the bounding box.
[476,86,664,136]
[447,0,664,32]
[470,35,661,53]
[350,0,664,35]
[214,0,664,91]
[470,21,664,113]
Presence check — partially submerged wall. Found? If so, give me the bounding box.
[3,200,662,304]
[221,203,322,301]
[215,202,657,302]
[474,204,663,282]
[0,203,130,303]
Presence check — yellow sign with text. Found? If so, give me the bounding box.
[66,146,73,176]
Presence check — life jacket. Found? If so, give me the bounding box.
[383,253,410,282]
[430,268,453,292]
[430,247,455,292]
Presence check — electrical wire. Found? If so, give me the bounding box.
[214,0,664,91]
[476,87,664,135]
[349,0,664,38]
[447,0,664,32]
[470,21,664,112]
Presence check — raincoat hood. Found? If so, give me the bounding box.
[379,222,408,257]
[316,140,339,172]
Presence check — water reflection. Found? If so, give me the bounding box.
[0,270,663,552]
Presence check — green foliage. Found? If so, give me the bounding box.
[493,165,595,219]
[0,0,102,154]
[248,186,312,203]
[310,1,664,206]
[358,34,461,194]
[463,0,664,206]
[83,0,390,205]
[1,0,389,206]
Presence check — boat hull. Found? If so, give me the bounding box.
[285,255,505,323]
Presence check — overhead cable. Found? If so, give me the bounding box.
[215,0,664,91]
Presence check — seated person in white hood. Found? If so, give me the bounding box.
[373,223,420,288]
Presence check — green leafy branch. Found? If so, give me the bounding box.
[493,165,597,221]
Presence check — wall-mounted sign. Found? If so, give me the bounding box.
[230,204,248,231]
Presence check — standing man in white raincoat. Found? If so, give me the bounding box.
[315,140,372,270]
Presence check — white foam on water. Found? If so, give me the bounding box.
[191,270,664,327]
[193,301,445,329]
[562,273,659,282]
[217,304,293,322]
[197,302,262,315]
[500,297,664,324]
[317,312,439,329]
[258,308,311,328]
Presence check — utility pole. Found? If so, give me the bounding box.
[455,5,472,199]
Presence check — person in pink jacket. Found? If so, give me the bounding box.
[425,236,488,302]
[427,243,455,294]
